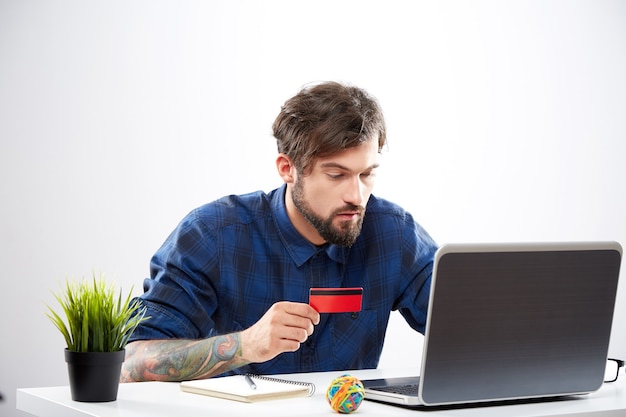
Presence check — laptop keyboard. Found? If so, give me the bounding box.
[374,384,420,396]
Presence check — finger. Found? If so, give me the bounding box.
[280,326,309,344]
[280,302,321,325]
[275,313,316,339]
[266,313,312,341]
[276,338,301,353]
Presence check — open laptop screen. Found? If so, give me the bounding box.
[419,242,621,405]
[364,242,622,407]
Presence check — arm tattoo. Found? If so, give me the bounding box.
[214,334,240,361]
[120,333,248,382]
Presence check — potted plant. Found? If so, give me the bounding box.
[46,271,148,402]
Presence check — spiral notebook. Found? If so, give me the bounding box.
[180,374,316,403]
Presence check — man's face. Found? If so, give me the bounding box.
[289,138,380,247]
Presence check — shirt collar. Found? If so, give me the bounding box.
[272,184,348,267]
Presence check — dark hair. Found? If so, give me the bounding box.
[272,81,387,174]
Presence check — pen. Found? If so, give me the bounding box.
[244,374,257,390]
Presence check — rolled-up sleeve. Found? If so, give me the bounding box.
[129,209,221,341]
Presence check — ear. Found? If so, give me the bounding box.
[276,153,295,184]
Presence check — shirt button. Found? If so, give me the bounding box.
[351,312,359,319]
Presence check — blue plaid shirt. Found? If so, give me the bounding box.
[131,184,437,375]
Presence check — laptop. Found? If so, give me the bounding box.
[363,241,622,407]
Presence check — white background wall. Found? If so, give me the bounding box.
[1,1,625,415]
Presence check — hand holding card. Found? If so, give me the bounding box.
[309,288,363,313]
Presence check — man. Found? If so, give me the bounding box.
[121,81,437,382]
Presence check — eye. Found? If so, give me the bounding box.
[327,172,344,179]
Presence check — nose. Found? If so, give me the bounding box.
[343,176,365,207]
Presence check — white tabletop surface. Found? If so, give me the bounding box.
[17,368,626,417]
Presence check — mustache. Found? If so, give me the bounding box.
[333,204,365,215]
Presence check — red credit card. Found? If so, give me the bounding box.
[309,288,363,313]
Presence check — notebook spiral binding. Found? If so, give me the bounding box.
[246,374,316,396]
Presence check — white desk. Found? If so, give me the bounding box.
[17,368,626,417]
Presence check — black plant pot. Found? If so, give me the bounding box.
[65,349,125,402]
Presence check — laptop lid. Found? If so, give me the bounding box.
[364,241,622,407]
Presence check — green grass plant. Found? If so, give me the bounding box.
[47,272,148,352]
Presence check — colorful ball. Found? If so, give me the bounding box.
[326,374,365,414]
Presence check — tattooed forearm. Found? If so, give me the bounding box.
[120,333,248,382]
[213,334,240,361]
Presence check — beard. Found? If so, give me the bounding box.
[291,177,365,247]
